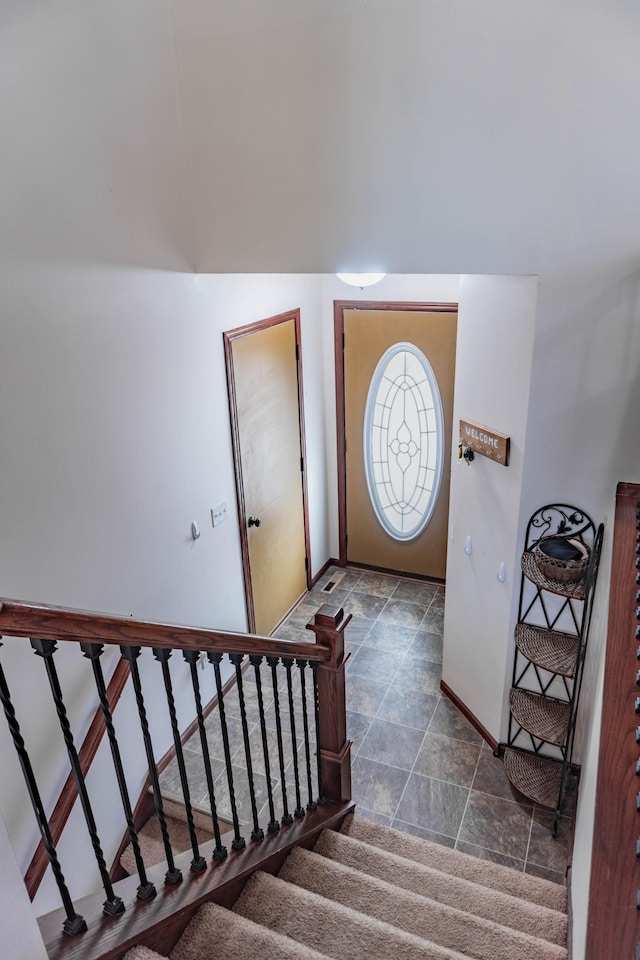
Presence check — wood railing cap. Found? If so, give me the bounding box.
[305,604,352,632]
[0,597,332,662]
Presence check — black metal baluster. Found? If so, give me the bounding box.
[282,657,305,819]
[0,648,87,937]
[30,640,125,916]
[207,652,245,850]
[311,660,325,804]
[297,658,317,812]
[153,649,206,874]
[120,645,182,885]
[230,654,263,841]
[250,655,279,834]
[80,644,156,901]
[267,656,293,825]
[183,650,227,861]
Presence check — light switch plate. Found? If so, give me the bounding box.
[212,500,229,527]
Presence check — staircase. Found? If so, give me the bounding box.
[0,598,574,959]
[122,813,568,960]
[119,798,216,878]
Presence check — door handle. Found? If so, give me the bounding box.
[247,516,262,528]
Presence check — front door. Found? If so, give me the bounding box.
[336,303,458,580]
[224,311,310,635]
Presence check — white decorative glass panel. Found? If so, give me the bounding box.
[363,342,444,541]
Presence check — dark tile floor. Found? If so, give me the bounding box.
[161,565,573,885]
[286,566,574,885]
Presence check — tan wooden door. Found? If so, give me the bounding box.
[343,308,457,579]
[226,314,309,635]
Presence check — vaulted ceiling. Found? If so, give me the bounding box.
[170,0,640,292]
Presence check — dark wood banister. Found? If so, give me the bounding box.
[0,596,339,905]
[42,802,356,960]
[0,598,332,662]
[8,599,352,960]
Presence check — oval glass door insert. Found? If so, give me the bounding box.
[363,341,444,541]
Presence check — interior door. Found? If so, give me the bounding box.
[340,306,457,580]
[225,311,309,635]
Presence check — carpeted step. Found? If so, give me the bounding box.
[120,807,214,877]
[169,902,331,960]
[162,796,221,836]
[280,846,566,960]
[341,813,566,912]
[234,870,473,960]
[123,948,167,960]
[313,828,566,946]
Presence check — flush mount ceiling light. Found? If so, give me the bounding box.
[336,272,386,288]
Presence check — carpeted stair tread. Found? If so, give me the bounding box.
[341,813,566,912]
[279,846,566,960]
[313,827,566,946]
[170,902,330,960]
[123,815,570,960]
[234,870,472,960]
[123,948,167,960]
[120,811,213,877]
[161,796,221,836]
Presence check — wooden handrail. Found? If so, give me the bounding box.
[0,598,332,662]
[0,596,351,955]
[3,597,339,902]
[586,482,640,958]
[24,657,131,899]
[34,605,353,960]
[39,802,356,960]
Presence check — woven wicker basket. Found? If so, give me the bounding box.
[532,535,589,583]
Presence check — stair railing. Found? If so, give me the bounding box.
[24,655,131,900]
[0,597,352,948]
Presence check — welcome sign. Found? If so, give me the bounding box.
[459,419,510,466]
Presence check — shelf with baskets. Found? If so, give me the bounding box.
[502,504,604,834]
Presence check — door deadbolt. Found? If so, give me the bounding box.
[248,516,262,528]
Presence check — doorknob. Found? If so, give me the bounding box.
[248,516,262,528]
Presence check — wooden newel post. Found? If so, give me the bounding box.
[307,604,352,804]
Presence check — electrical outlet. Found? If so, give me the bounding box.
[211,500,229,527]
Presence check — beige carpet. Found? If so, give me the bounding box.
[123,813,568,960]
[120,798,215,877]
[312,827,567,944]
[340,813,567,912]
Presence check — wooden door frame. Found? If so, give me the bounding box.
[224,308,312,634]
[334,299,459,568]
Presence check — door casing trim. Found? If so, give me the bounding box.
[334,300,459,567]
[224,308,311,634]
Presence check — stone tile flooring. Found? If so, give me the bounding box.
[162,565,573,885]
[290,566,574,885]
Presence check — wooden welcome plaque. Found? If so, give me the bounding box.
[459,419,510,466]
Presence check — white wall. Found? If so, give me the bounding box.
[0,0,332,922]
[519,269,640,960]
[0,812,47,960]
[172,0,640,283]
[0,267,329,917]
[442,276,538,738]
[0,0,193,272]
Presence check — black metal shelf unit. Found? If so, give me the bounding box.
[502,504,604,834]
